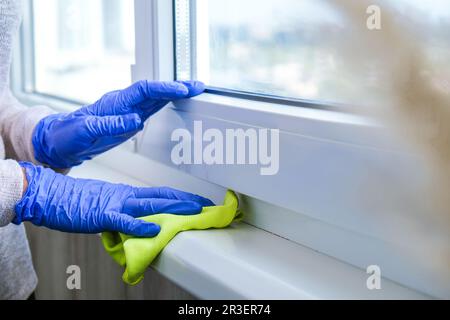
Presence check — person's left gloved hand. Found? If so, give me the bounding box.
[15,162,215,237]
[33,80,205,169]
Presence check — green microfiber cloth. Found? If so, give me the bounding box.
[101,190,243,285]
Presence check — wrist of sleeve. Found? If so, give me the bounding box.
[0,160,25,226]
[5,105,54,162]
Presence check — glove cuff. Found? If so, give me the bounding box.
[13,162,42,225]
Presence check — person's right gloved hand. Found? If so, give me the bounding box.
[14,162,215,237]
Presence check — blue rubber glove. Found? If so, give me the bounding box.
[33,80,205,169]
[14,162,214,237]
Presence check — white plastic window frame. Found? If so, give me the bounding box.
[11,0,383,242]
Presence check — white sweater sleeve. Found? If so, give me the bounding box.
[0,91,55,225]
[0,0,58,225]
[0,90,54,163]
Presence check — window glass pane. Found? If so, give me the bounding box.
[32,0,135,103]
[175,0,450,105]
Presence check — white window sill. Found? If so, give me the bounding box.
[69,160,429,300]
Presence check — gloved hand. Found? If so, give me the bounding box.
[102,190,241,285]
[33,80,205,169]
[14,162,214,237]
